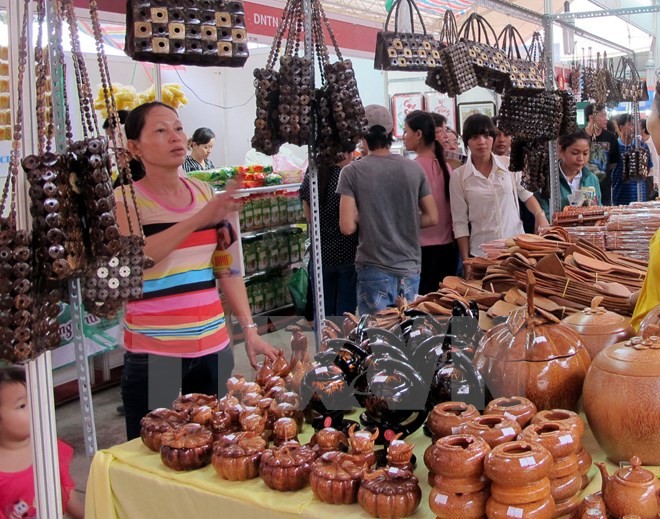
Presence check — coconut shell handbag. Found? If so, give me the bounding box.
[497,24,544,92]
[125,0,249,67]
[374,0,441,71]
[616,56,649,102]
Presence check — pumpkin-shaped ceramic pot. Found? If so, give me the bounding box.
[473,273,591,412]
[484,396,537,428]
[159,423,213,471]
[212,435,267,481]
[561,297,635,359]
[426,401,480,440]
[358,467,422,519]
[260,444,316,491]
[140,408,188,452]
[583,335,660,464]
[172,393,219,414]
[310,451,366,505]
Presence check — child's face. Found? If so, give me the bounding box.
[0,383,30,442]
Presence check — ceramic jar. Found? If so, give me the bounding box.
[358,467,422,519]
[583,335,660,465]
[159,423,214,471]
[212,435,267,481]
[139,408,188,452]
[531,409,591,490]
[426,434,491,519]
[485,440,555,519]
[309,452,366,505]
[521,420,581,517]
[460,415,522,448]
[426,401,480,441]
[473,276,591,412]
[561,297,635,359]
[260,443,316,491]
[385,436,415,471]
[597,456,660,519]
[484,396,537,428]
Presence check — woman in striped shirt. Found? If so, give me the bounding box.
[183,127,216,172]
[115,102,277,440]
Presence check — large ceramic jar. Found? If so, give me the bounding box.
[583,335,660,465]
[561,297,634,359]
[473,272,591,412]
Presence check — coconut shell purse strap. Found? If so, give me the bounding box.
[125,0,249,67]
[374,0,440,71]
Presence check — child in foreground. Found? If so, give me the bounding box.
[0,366,84,518]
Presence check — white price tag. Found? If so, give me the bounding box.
[506,506,523,518]
[519,456,537,467]
[373,375,388,384]
[503,412,517,421]
[502,427,517,437]
[559,434,574,445]
[315,367,328,375]
[451,426,463,435]
[433,493,449,505]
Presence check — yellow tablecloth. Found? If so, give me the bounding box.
[85,413,641,519]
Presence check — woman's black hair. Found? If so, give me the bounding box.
[102,109,130,131]
[461,113,497,147]
[124,101,177,141]
[0,365,26,399]
[558,129,590,150]
[364,125,394,151]
[405,110,451,200]
[318,144,356,207]
[430,113,447,128]
[190,127,216,146]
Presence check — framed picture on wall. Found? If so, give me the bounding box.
[456,101,496,134]
[391,92,424,138]
[424,92,457,131]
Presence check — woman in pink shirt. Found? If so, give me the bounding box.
[403,110,456,294]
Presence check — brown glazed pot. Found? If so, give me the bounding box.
[159,423,214,471]
[519,421,579,460]
[485,441,553,487]
[309,452,366,505]
[460,415,522,448]
[260,444,316,491]
[583,335,660,464]
[358,467,422,519]
[485,494,555,519]
[212,435,267,481]
[490,478,552,505]
[531,409,585,440]
[484,396,537,428]
[549,472,582,503]
[140,408,188,452]
[429,487,489,519]
[423,434,491,480]
[473,272,591,412]
[561,296,635,359]
[426,401,480,440]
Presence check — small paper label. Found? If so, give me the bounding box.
[502,427,517,437]
[451,426,463,435]
[559,434,574,445]
[373,375,388,384]
[315,367,328,374]
[506,506,524,518]
[433,493,449,505]
[384,429,396,442]
[519,456,537,467]
[410,330,422,338]
[503,412,517,421]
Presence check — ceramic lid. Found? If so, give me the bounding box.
[562,297,633,335]
[592,336,660,377]
[615,456,655,484]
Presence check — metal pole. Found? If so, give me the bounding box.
[45,0,98,459]
[154,64,163,101]
[302,0,325,347]
[26,354,62,519]
[544,4,562,218]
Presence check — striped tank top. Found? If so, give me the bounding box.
[114,177,230,357]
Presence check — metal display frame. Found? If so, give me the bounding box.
[475,0,660,214]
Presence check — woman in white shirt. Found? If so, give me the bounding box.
[449,114,549,259]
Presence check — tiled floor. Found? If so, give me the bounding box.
[55,322,310,508]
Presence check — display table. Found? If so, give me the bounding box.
[85,410,660,518]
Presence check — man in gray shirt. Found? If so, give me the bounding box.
[337,104,438,315]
